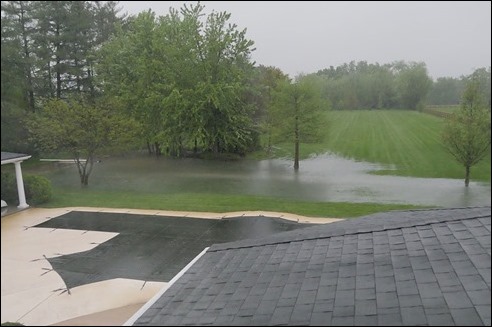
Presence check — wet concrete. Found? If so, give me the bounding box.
[34,211,314,289]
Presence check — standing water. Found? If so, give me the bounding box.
[36,153,491,207]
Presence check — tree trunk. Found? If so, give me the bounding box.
[81,174,89,186]
[147,141,152,155]
[48,61,54,97]
[55,23,62,99]
[465,165,470,187]
[75,58,81,92]
[18,2,35,112]
[154,142,161,156]
[76,156,93,187]
[294,94,300,171]
[294,114,299,170]
[88,66,95,100]
[214,139,220,156]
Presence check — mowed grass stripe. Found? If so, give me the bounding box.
[42,190,422,218]
[382,112,429,173]
[316,110,490,181]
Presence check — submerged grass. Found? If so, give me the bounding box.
[41,190,424,218]
[255,110,490,182]
[25,110,488,217]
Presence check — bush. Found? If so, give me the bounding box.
[0,172,17,203]
[0,172,52,206]
[24,175,53,205]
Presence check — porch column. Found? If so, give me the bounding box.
[14,161,29,209]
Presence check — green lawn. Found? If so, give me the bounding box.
[43,190,423,218]
[19,109,489,218]
[262,110,491,182]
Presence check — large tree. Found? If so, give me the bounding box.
[33,1,122,101]
[1,1,33,152]
[427,77,464,106]
[469,67,491,109]
[27,97,140,186]
[97,3,256,157]
[441,80,491,186]
[249,65,290,153]
[1,1,36,111]
[1,0,124,155]
[271,75,328,170]
[395,61,432,110]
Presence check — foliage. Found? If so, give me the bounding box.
[1,1,36,111]
[97,3,256,157]
[262,110,490,182]
[1,172,52,205]
[270,75,329,169]
[2,1,490,163]
[395,61,432,110]
[24,174,52,204]
[314,60,433,110]
[30,1,123,100]
[469,67,491,109]
[427,77,464,105]
[1,172,17,204]
[250,65,291,153]
[1,1,31,152]
[1,1,123,152]
[442,80,491,186]
[27,97,141,186]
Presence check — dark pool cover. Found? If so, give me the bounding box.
[34,211,314,289]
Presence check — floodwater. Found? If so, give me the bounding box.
[37,153,491,207]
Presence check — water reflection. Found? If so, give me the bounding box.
[37,153,491,207]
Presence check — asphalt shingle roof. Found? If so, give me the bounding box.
[133,207,491,326]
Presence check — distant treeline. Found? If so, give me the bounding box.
[312,61,491,110]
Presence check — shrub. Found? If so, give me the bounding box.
[24,175,53,205]
[0,172,52,205]
[0,172,17,203]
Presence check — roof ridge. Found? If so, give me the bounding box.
[209,207,491,252]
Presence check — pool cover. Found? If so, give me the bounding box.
[34,211,315,289]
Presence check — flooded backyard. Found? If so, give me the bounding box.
[33,153,491,208]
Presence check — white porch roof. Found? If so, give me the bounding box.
[1,151,32,165]
[1,151,31,210]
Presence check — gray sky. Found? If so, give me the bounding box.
[119,1,491,79]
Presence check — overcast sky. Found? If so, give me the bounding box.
[119,1,491,79]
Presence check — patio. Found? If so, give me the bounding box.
[1,207,340,325]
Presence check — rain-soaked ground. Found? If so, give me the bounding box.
[39,153,491,207]
[34,211,313,288]
[28,154,490,289]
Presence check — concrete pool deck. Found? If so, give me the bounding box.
[1,207,342,326]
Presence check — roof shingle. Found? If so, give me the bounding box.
[132,207,491,326]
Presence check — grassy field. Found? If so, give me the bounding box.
[14,109,489,218]
[42,190,422,218]
[265,110,491,182]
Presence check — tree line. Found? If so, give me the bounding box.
[1,1,490,186]
[314,61,490,110]
[2,0,122,151]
